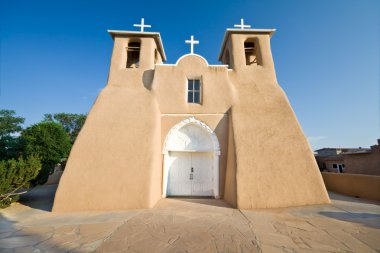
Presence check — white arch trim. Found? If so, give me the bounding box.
[175,54,209,65]
[162,117,221,198]
[155,53,228,68]
[162,117,221,155]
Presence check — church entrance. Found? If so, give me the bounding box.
[162,117,221,198]
[167,152,213,196]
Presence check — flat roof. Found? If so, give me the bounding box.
[107,30,167,62]
[218,28,276,61]
[315,148,370,151]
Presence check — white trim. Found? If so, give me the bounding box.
[162,117,220,155]
[162,117,220,198]
[154,54,228,68]
[176,53,208,65]
[161,113,227,116]
[211,64,229,67]
[155,63,176,66]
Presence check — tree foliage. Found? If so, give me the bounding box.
[0,110,25,160]
[21,122,71,185]
[0,155,41,208]
[44,113,86,144]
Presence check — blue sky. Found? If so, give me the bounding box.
[0,0,379,150]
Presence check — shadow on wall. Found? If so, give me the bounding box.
[143,69,155,90]
[319,211,380,229]
[18,184,58,212]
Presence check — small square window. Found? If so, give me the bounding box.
[333,164,337,168]
[187,79,201,104]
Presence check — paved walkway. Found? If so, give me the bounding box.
[0,185,379,253]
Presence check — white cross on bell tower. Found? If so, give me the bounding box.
[133,18,151,32]
[185,35,199,54]
[234,18,251,30]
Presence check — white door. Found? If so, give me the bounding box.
[191,153,213,196]
[167,152,213,196]
[167,152,192,196]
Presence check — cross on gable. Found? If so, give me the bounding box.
[133,18,151,32]
[234,18,251,30]
[185,35,199,54]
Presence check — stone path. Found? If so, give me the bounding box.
[0,185,379,253]
[243,194,380,252]
[96,199,260,253]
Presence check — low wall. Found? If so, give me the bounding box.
[321,172,380,201]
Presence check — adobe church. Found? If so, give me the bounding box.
[53,19,330,212]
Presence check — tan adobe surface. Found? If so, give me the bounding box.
[53,27,329,212]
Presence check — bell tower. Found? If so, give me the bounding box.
[219,19,276,78]
[107,19,166,87]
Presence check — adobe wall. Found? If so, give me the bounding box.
[156,55,233,198]
[343,149,380,175]
[322,172,380,201]
[54,30,330,211]
[53,37,163,212]
[53,86,162,212]
[223,112,237,207]
[225,33,330,208]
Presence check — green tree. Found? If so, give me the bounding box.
[0,155,41,208]
[44,113,86,144]
[21,122,71,185]
[0,110,25,160]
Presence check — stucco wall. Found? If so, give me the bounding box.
[223,33,329,208]
[343,148,380,175]
[54,87,162,211]
[53,30,330,211]
[223,111,237,207]
[322,172,380,201]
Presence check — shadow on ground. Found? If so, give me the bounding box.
[0,213,70,252]
[18,184,58,212]
[319,211,380,229]
[329,191,380,205]
[166,197,233,208]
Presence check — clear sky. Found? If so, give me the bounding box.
[0,0,379,150]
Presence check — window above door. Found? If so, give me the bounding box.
[187,79,201,104]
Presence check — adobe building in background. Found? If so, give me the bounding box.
[53,19,330,212]
[315,139,380,175]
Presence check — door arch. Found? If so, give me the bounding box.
[162,117,221,198]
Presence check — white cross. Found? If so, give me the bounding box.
[234,18,251,30]
[185,35,199,54]
[133,18,151,32]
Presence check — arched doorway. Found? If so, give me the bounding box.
[162,117,221,198]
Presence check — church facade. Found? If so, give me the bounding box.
[53,20,330,211]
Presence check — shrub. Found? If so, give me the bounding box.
[0,155,41,208]
[0,109,25,160]
[43,113,86,144]
[21,122,71,185]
